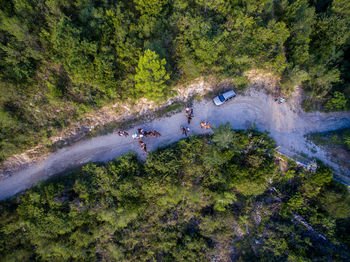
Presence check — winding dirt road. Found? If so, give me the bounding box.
[1,88,350,200]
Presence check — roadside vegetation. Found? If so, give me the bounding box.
[1,0,350,161]
[307,128,350,151]
[1,126,349,261]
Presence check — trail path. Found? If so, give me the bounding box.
[1,89,350,200]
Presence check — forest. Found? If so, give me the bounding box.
[1,126,350,261]
[1,0,350,163]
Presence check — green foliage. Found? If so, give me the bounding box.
[1,130,350,260]
[345,133,350,150]
[133,0,167,16]
[134,49,170,102]
[281,66,309,94]
[325,91,348,111]
[318,181,350,219]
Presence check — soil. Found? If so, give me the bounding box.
[1,86,350,200]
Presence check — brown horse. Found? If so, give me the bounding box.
[152,130,161,137]
[138,141,147,152]
[187,116,192,124]
[144,131,153,137]
[200,122,212,129]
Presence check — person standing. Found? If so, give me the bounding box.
[185,107,190,117]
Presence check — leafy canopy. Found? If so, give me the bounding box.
[134,49,170,102]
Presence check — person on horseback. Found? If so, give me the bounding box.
[118,130,128,137]
[138,128,145,135]
[138,141,147,152]
[185,107,190,117]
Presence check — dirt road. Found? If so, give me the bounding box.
[1,88,350,200]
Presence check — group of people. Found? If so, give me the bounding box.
[118,106,213,153]
[132,128,161,139]
[182,107,213,135]
[118,128,161,153]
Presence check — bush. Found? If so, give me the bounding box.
[325,91,348,112]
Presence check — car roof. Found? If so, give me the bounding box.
[223,90,236,97]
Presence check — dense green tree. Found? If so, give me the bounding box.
[134,49,170,102]
[325,91,348,111]
[133,0,167,16]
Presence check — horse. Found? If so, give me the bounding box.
[201,122,212,129]
[152,130,161,137]
[187,116,192,124]
[138,141,147,152]
[144,131,153,137]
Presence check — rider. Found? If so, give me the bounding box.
[138,128,145,135]
[118,130,126,136]
[185,107,190,117]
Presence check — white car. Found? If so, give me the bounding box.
[213,90,236,105]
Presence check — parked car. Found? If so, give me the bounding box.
[213,90,236,105]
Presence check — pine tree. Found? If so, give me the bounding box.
[134,49,170,102]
